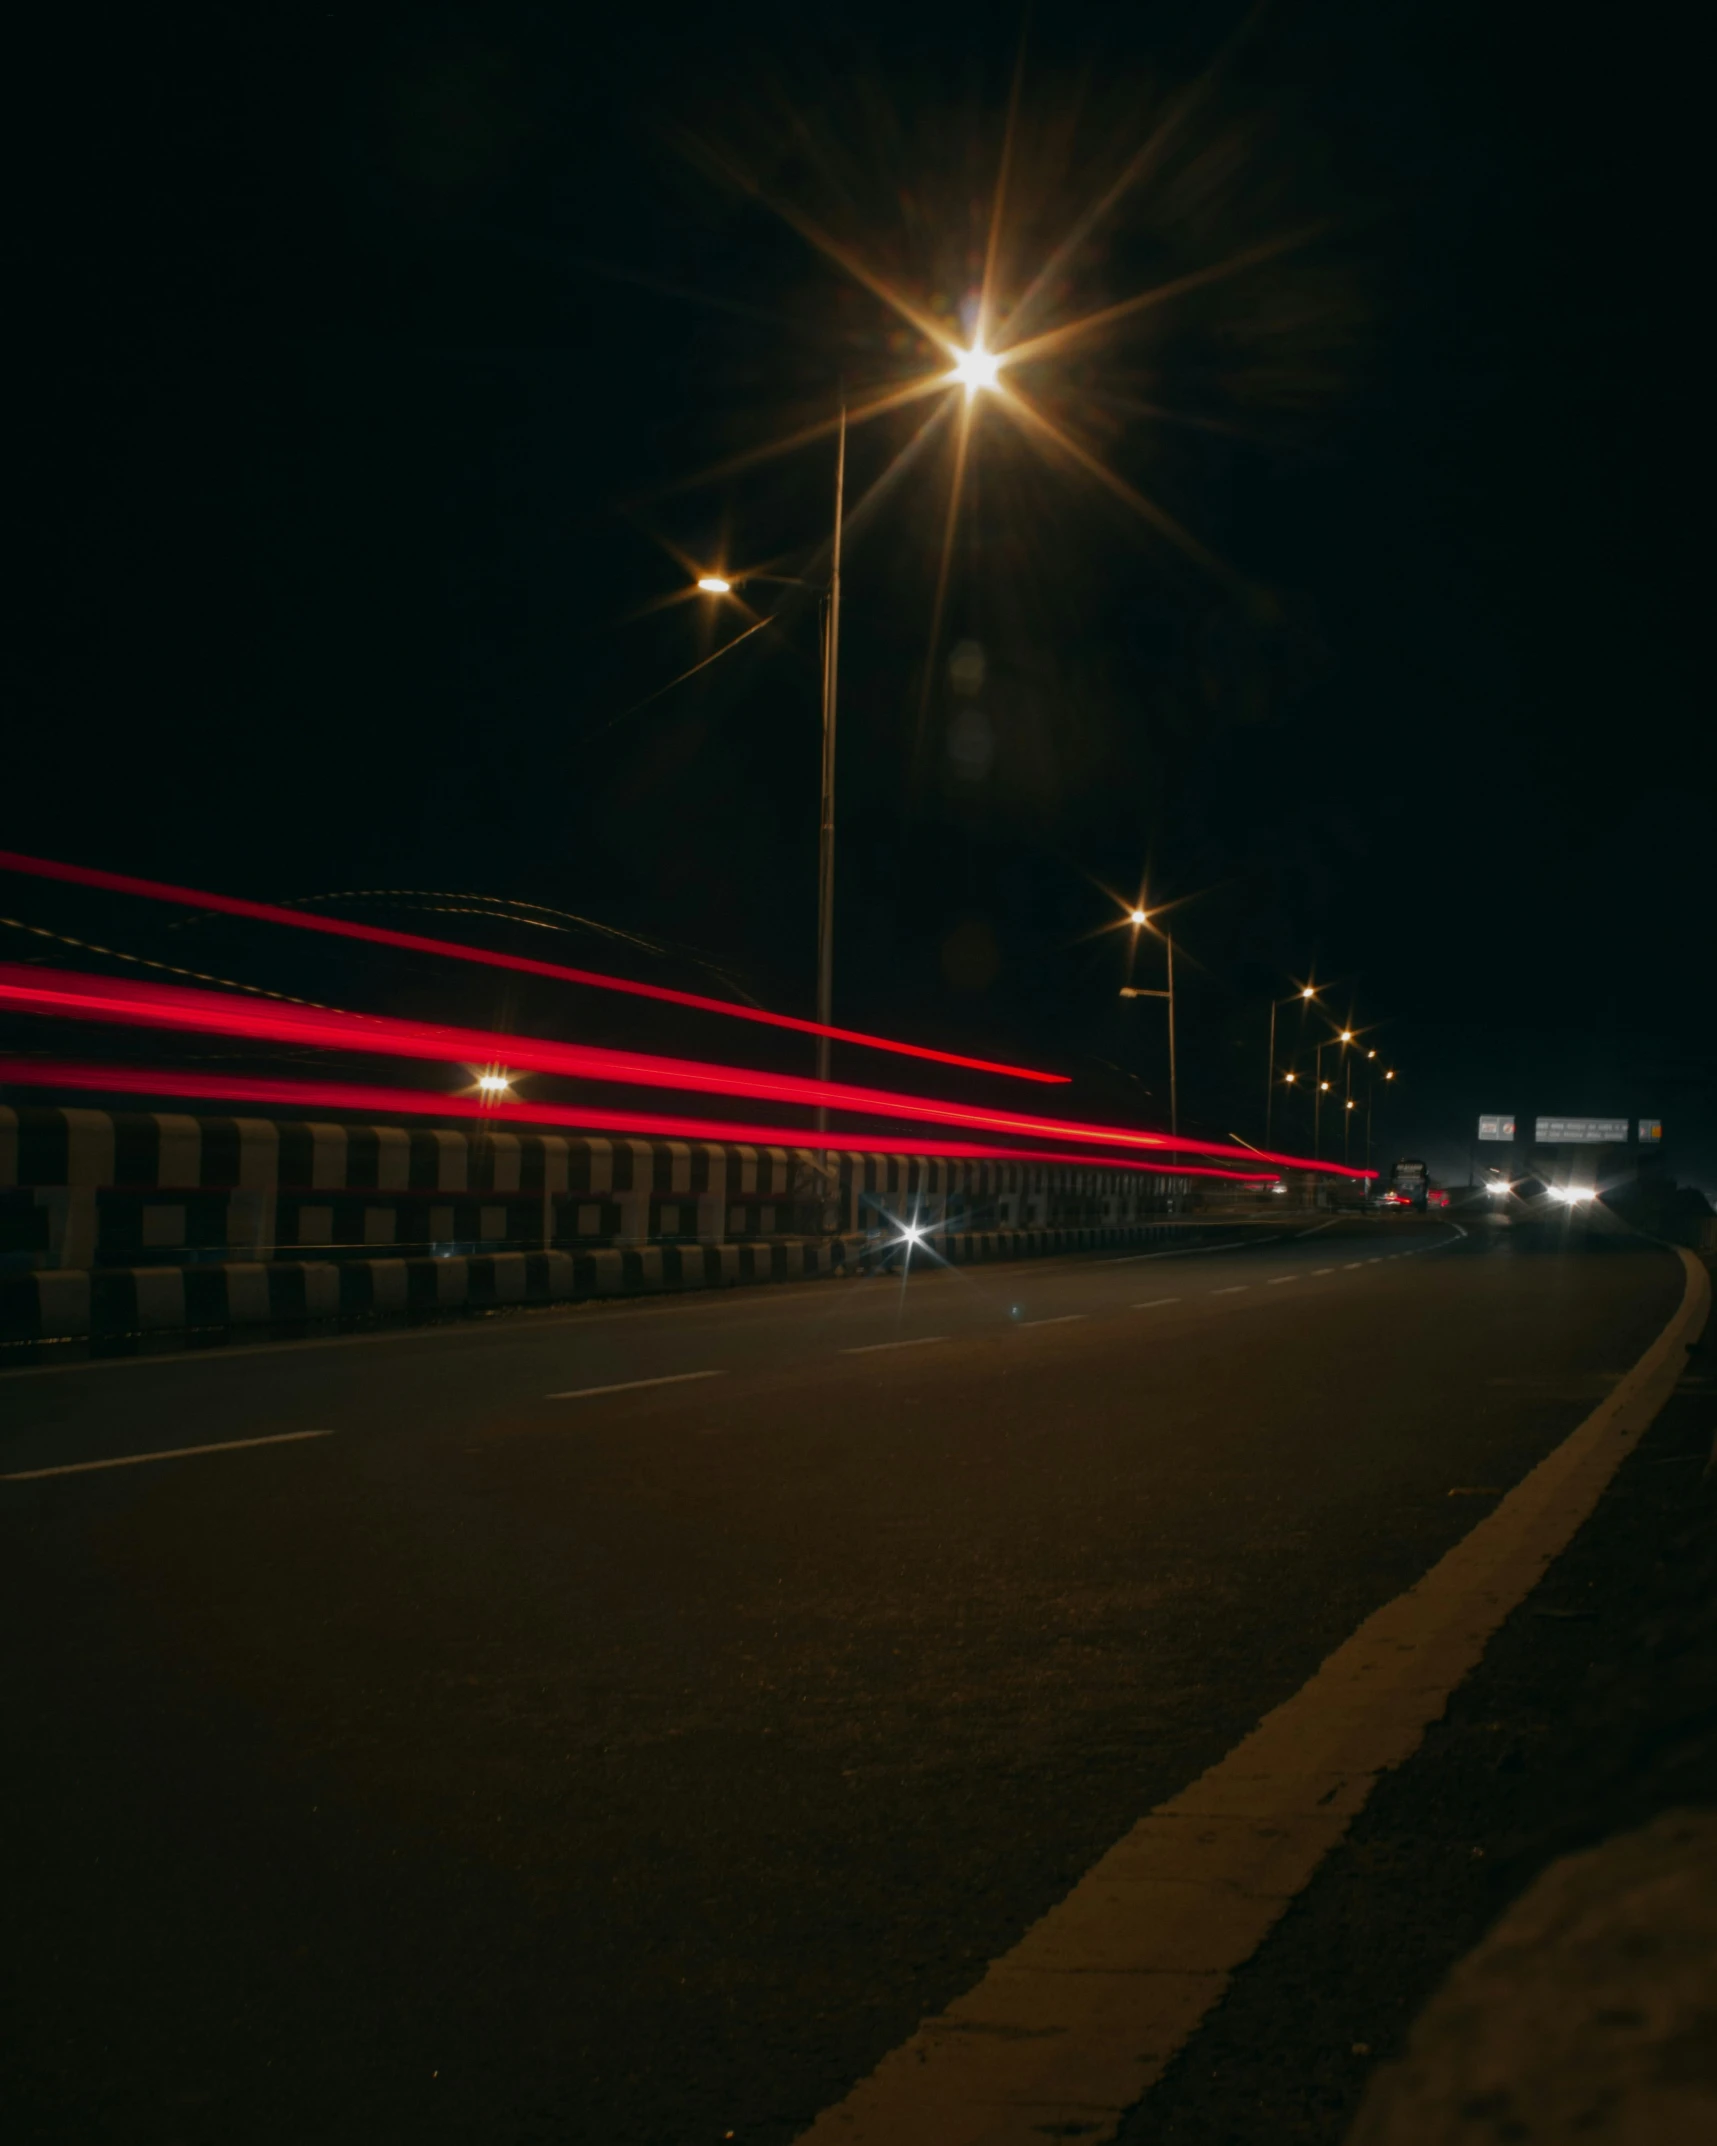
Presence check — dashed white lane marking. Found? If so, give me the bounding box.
[2,1429,334,1481]
[842,1335,950,1355]
[1344,1261,1363,1269]
[1267,1275,1299,1285]
[1313,1267,1335,1275]
[546,1370,725,1399]
[1366,1257,1383,1264]
[1211,1284,1249,1295]
[1132,1298,1181,1310]
[796,1247,1711,2146]
[1021,1313,1086,1328]
[1098,1235,1280,1265]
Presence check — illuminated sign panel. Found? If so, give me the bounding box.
[1477,1114,1515,1141]
[1638,1119,1663,1143]
[1534,1117,1627,1145]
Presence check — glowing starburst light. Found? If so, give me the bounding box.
[950,344,1001,395]
[662,53,1332,760]
[696,575,732,594]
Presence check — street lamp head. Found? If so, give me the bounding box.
[695,575,732,595]
[1385,1069,1396,1080]
[1320,1080,1331,1092]
[1301,986,1316,999]
[1340,1029,1354,1043]
[1366,1049,1377,1059]
[476,1071,511,1096]
[1128,907,1147,926]
[1283,1071,1297,1084]
[1345,1098,1355,1110]
[951,343,1001,395]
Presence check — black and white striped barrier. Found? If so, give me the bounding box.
[0,1220,1276,1345]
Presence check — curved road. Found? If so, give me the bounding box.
[0,1215,1684,2143]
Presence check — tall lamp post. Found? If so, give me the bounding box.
[1367,1063,1397,1172]
[814,409,846,1126]
[1280,1067,1302,1149]
[697,408,847,1135]
[1313,1029,1354,1160]
[1361,1049,1377,1171]
[1266,985,1317,1144]
[1120,905,1177,1140]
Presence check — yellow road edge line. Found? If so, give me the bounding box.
[795,1247,1710,2146]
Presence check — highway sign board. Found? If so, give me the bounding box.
[1534,1117,1627,1144]
[1638,1119,1663,1143]
[1477,1114,1515,1140]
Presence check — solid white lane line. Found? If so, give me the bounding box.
[842,1335,950,1355]
[1021,1313,1086,1328]
[546,1370,725,1400]
[798,1247,1711,2146]
[2,1429,334,1481]
[1132,1298,1181,1310]
[1211,1284,1249,1296]
[1267,1275,1299,1285]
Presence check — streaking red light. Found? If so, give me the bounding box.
[0,848,1068,1085]
[0,1060,1277,1180]
[0,963,1377,1177]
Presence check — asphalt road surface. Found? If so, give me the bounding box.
[0,1215,1686,2144]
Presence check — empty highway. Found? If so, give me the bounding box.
[0,1215,1688,2144]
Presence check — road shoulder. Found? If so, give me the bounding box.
[1116,1280,1717,2145]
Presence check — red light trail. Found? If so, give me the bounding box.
[0,849,1068,1085]
[0,962,1376,1178]
[0,1059,1278,1179]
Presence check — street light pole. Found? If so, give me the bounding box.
[1266,985,1316,1144]
[1313,1047,1331,1157]
[1166,930,1178,1141]
[814,406,846,1131]
[1314,1027,1355,1162]
[1120,904,1176,1148]
[1343,1057,1353,1164]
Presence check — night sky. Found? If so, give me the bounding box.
[12,2,1710,1187]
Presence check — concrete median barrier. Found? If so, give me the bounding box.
[0,1102,1301,1344]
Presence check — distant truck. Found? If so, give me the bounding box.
[1381,1158,1431,1211]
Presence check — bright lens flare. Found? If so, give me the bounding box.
[950,343,1001,395]
[695,575,732,594]
[476,1071,512,1095]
